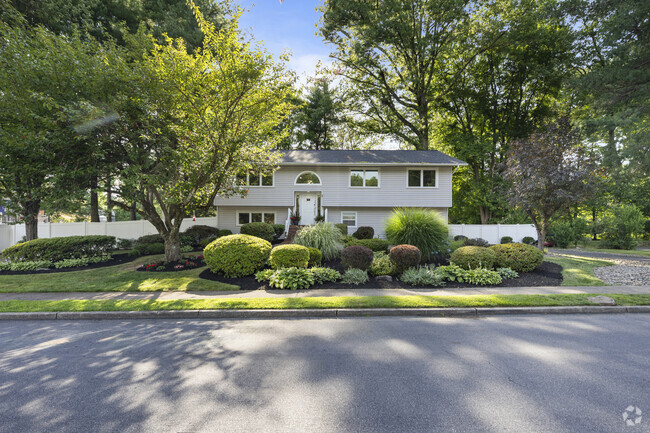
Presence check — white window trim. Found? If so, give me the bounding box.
[341,211,358,228]
[406,168,439,188]
[247,172,274,188]
[236,210,277,226]
[349,168,380,188]
[294,171,322,186]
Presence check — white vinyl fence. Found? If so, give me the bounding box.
[0,217,218,252]
[448,224,537,245]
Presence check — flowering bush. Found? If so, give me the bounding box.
[137,255,206,272]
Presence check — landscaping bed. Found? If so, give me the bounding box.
[199,259,563,290]
[0,253,134,275]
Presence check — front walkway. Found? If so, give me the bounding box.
[1,285,648,301]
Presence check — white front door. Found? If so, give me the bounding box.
[299,193,318,225]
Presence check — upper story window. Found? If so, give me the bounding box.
[350,169,379,187]
[408,169,437,188]
[237,171,274,187]
[295,171,321,185]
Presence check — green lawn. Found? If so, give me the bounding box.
[574,246,650,257]
[0,255,237,293]
[545,255,614,286]
[1,293,648,312]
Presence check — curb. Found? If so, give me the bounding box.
[0,305,649,320]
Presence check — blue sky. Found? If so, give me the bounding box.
[238,0,331,84]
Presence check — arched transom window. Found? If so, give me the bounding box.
[295,171,321,185]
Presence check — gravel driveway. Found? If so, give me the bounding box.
[548,248,650,286]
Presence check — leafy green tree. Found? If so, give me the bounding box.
[107,4,294,261]
[319,0,506,150]
[437,1,574,223]
[295,80,342,150]
[0,17,113,240]
[503,118,598,250]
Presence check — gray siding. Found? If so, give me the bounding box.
[214,165,453,208]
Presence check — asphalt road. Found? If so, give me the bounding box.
[1,315,649,433]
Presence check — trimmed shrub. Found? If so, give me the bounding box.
[270,244,310,269]
[453,235,468,241]
[240,222,275,242]
[335,223,348,237]
[218,229,233,237]
[272,224,286,238]
[522,236,535,245]
[1,235,116,262]
[353,226,374,239]
[293,222,344,261]
[268,267,315,290]
[309,267,341,284]
[341,245,374,270]
[489,243,543,273]
[203,234,272,277]
[500,236,513,244]
[341,268,369,285]
[344,237,389,252]
[450,246,496,270]
[199,236,218,248]
[400,266,444,287]
[384,208,449,260]
[449,239,465,253]
[368,252,395,276]
[116,238,135,250]
[135,234,163,245]
[128,242,164,257]
[389,244,421,273]
[600,204,645,250]
[182,225,220,243]
[307,247,322,267]
[180,235,195,247]
[463,238,489,247]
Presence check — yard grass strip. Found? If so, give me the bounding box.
[544,255,614,286]
[575,247,650,258]
[0,255,237,293]
[1,294,649,313]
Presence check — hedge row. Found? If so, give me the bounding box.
[1,236,116,262]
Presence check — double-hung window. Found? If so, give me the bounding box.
[341,211,357,227]
[237,211,275,225]
[237,171,274,187]
[407,169,437,188]
[350,169,379,187]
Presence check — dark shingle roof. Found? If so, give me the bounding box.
[278,150,467,166]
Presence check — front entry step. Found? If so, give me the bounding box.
[282,225,305,244]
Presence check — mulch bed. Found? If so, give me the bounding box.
[0,253,135,275]
[198,260,563,291]
[136,255,205,272]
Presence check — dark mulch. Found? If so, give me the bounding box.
[0,253,135,275]
[198,260,563,291]
[136,255,205,272]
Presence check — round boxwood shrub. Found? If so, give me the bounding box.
[450,246,496,270]
[182,225,220,243]
[218,229,233,237]
[500,236,513,244]
[269,244,310,269]
[307,247,322,267]
[463,238,489,247]
[353,226,374,240]
[341,245,374,270]
[240,222,275,242]
[203,234,271,277]
[453,235,468,241]
[335,223,348,237]
[385,208,449,261]
[522,236,535,245]
[344,237,389,252]
[389,244,421,273]
[489,243,543,273]
[272,224,286,238]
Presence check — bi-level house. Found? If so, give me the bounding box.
[213,150,467,238]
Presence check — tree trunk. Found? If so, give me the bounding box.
[106,182,113,222]
[130,202,137,221]
[162,228,181,262]
[23,199,41,241]
[479,206,491,224]
[90,176,100,222]
[591,208,598,240]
